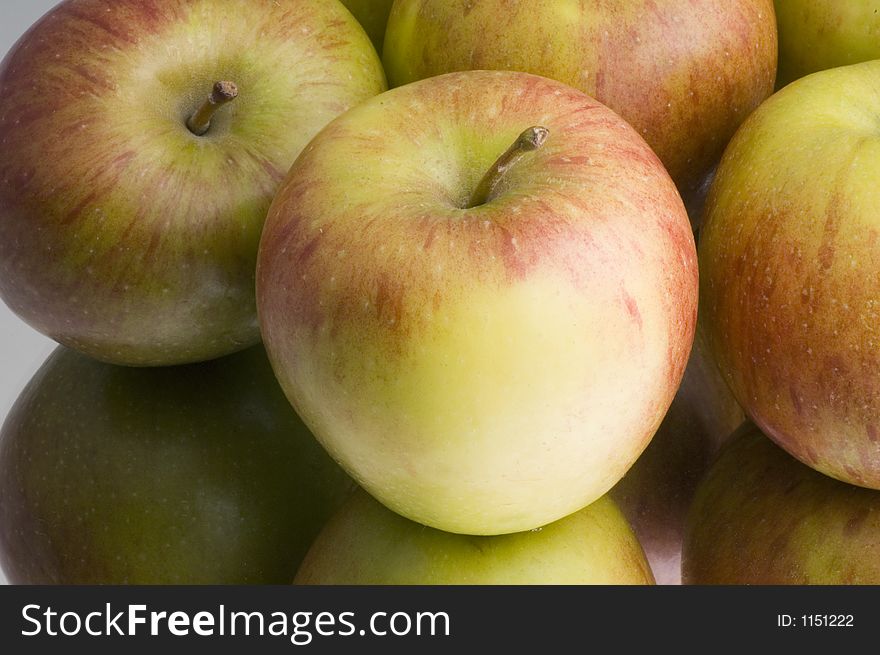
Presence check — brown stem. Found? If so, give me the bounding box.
[186,81,239,136]
[468,126,549,208]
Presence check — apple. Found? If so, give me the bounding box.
[295,489,654,584]
[776,0,880,87]
[683,422,880,584]
[0,345,354,584]
[0,0,386,366]
[340,0,395,54]
[382,0,777,198]
[610,331,744,584]
[257,70,698,536]
[699,60,880,490]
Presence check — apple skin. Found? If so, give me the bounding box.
[699,61,880,490]
[0,346,355,584]
[0,0,386,366]
[257,70,698,536]
[382,0,777,197]
[295,489,654,585]
[340,0,395,54]
[610,330,744,585]
[776,0,880,87]
[683,422,880,584]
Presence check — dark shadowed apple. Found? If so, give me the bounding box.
[683,422,880,584]
[295,489,654,584]
[340,0,394,54]
[610,331,744,585]
[0,346,354,584]
[383,0,777,198]
[0,0,386,366]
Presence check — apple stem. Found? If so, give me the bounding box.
[467,126,550,208]
[186,81,239,136]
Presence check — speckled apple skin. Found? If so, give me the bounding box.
[0,346,355,585]
[700,61,880,490]
[0,0,386,366]
[295,489,654,585]
[775,0,880,87]
[683,423,880,584]
[383,0,777,196]
[258,71,698,535]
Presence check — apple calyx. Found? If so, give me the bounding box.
[467,125,549,208]
[186,81,239,136]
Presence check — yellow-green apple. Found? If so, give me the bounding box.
[295,489,654,584]
[683,422,880,584]
[700,61,880,490]
[610,331,744,584]
[0,0,386,366]
[776,0,880,87]
[257,70,698,535]
[0,346,354,584]
[340,0,394,54]
[382,0,777,199]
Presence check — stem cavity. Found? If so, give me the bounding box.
[187,81,239,136]
[468,126,549,208]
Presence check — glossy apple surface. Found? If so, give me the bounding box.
[295,490,654,584]
[341,0,394,53]
[776,0,880,87]
[0,346,354,584]
[700,61,880,489]
[258,70,698,535]
[0,0,386,366]
[383,0,777,196]
[683,422,880,584]
[610,332,743,584]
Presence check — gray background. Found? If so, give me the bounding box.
[1,0,65,585]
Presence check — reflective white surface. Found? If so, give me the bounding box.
[0,0,65,586]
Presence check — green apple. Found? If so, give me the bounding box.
[0,0,386,366]
[610,330,744,584]
[683,422,880,584]
[776,0,880,87]
[257,70,698,536]
[382,0,777,197]
[340,0,395,54]
[0,346,354,584]
[295,489,654,584]
[700,61,880,490]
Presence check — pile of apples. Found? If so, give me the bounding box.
[0,0,878,586]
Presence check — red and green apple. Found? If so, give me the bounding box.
[0,0,386,366]
[683,422,880,584]
[257,70,698,536]
[700,60,880,490]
